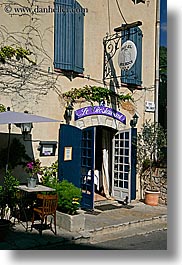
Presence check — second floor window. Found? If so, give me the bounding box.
[54,0,85,74]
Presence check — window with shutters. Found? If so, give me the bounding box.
[54,0,85,74]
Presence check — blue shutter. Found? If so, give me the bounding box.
[54,0,84,73]
[73,1,84,73]
[121,26,142,86]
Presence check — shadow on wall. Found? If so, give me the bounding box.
[0,132,34,185]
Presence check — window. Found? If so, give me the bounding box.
[54,0,85,74]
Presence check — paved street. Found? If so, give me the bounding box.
[0,201,167,250]
[35,229,167,250]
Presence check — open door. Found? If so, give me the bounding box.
[58,124,82,187]
[58,124,95,210]
[81,127,95,210]
[112,128,136,203]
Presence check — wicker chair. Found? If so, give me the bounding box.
[31,193,58,235]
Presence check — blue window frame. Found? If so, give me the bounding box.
[54,0,84,74]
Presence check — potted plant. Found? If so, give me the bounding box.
[24,159,42,188]
[0,170,19,241]
[55,180,83,232]
[136,121,167,206]
[41,162,84,231]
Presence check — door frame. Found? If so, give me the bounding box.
[80,126,95,210]
[111,128,137,203]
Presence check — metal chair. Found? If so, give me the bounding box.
[31,193,58,235]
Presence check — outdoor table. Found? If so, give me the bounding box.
[16,184,56,231]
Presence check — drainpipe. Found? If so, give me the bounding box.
[154,0,160,124]
[154,0,160,162]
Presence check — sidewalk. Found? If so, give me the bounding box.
[0,200,167,250]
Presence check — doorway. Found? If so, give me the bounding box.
[94,126,116,202]
[93,126,137,204]
[58,124,137,210]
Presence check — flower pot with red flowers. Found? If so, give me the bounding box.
[25,159,42,188]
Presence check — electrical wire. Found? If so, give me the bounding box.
[115,0,127,24]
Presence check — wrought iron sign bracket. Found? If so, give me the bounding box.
[103,21,142,86]
[103,32,122,85]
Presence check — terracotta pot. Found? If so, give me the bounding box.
[144,190,160,206]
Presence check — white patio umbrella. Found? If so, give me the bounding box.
[0,109,60,171]
[0,110,60,125]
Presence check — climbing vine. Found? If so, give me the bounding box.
[0,104,6,112]
[63,85,133,106]
[0,18,60,111]
[0,46,35,65]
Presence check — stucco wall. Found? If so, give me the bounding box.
[0,0,157,168]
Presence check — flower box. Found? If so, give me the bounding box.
[56,210,85,232]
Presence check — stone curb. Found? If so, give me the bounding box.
[73,214,167,243]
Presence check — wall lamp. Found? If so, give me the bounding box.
[130,113,139,128]
[15,110,33,140]
[20,122,33,139]
[64,103,74,124]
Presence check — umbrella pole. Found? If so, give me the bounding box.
[6,124,11,173]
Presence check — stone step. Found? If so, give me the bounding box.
[89,222,167,244]
[87,215,167,236]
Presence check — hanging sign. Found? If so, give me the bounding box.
[75,106,126,124]
[120,26,142,86]
[118,40,137,70]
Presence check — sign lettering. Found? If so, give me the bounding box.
[75,106,126,124]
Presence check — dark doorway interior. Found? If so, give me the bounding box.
[95,126,103,172]
[94,126,116,201]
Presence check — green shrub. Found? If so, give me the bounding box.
[41,160,58,188]
[0,104,6,112]
[56,180,82,215]
[41,161,82,215]
[0,170,19,219]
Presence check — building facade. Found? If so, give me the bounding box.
[0,0,159,207]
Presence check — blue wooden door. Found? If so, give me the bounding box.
[80,127,95,210]
[58,124,82,187]
[58,125,95,210]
